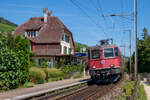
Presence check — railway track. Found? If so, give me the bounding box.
[30,76,124,100]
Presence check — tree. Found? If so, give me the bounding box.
[6,33,15,49]
[126,27,150,73]
[142,27,149,39]
[75,42,88,52]
[138,37,150,73]
[0,34,30,90]
[14,35,30,83]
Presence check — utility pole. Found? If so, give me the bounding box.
[120,45,126,68]
[134,0,138,80]
[125,30,132,75]
[101,0,137,80]
[129,30,132,75]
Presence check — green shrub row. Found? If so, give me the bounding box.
[60,64,83,78]
[29,67,46,84]
[29,67,65,84]
[0,34,30,90]
[29,64,84,84]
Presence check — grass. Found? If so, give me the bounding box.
[23,82,35,88]
[123,80,135,96]
[72,72,83,79]
[0,23,16,34]
[117,80,147,100]
[136,84,147,100]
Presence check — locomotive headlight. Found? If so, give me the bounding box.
[110,64,114,68]
[93,66,96,69]
[100,60,105,65]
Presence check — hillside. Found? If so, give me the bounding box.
[75,42,88,52]
[0,17,17,34]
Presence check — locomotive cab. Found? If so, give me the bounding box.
[88,45,123,83]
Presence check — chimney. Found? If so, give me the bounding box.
[43,8,48,23]
[48,11,52,16]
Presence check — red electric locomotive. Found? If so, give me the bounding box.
[88,39,124,83]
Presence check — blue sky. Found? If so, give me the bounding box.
[0,0,149,56]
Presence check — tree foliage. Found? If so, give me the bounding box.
[137,28,150,72]
[142,27,149,39]
[75,42,88,52]
[126,27,150,73]
[0,34,30,90]
[138,37,150,72]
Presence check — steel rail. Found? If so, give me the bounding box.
[6,79,91,100]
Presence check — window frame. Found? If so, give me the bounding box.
[114,47,119,57]
[103,48,114,58]
[91,49,101,60]
[25,30,38,38]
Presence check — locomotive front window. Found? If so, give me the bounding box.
[91,49,100,59]
[104,48,114,58]
[115,48,118,56]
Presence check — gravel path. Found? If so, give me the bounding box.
[0,76,90,100]
[141,81,150,100]
[144,84,150,100]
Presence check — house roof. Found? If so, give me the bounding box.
[13,16,74,44]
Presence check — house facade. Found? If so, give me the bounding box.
[13,8,75,67]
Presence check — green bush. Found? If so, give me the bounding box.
[121,80,147,100]
[24,82,35,88]
[48,68,64,81]
[72,72,83,79]
[29,59,37,67]
[136,84,147,100]
[43,68,51,81]
[29,67,46,84]
[60,64,84,78]
[41,61,48,68]
[55,59,65,68]
[123,80,135,96]
[0,40,29,90]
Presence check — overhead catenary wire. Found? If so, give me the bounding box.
[88,0,110,38]
[69,0,133,55]
[97,0,107,25]
[69,0,106,35]
[120,0,126,54]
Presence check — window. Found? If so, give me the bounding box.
[30,44,32,51]
[68,48,70,54]
[62,33,70,43]
[88,50,91,59]
[65,35,70,43]
[64,46,67,54]
[91,49,100,59]
[24,32,27,37]
[69,48,72,54]
[25,31,38,38]
[62,34,65,41]
[38,59,41,66]
[104,48,114,58]
[115,48,118,56]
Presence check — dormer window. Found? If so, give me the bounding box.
[24,30,38,38]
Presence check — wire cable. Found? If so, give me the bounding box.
[69,0,106,35]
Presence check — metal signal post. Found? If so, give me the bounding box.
[134,0,138,80]
[129,30,132,75]
[124,30,132,75]
[100,0,138,80]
